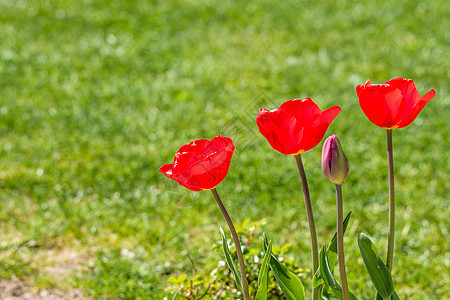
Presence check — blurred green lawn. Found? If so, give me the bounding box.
[0,0,448,299]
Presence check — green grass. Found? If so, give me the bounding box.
[0,0,448,299]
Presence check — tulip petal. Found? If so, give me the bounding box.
[279,98,322,124]
[173,151,200,174]
[173,139,210,173]
[398,89,435,128]
[357,80,404,129]
[206,135,235,160]
[385,78,421,105]
[188,152,233,190]
[314,106,341,126]
[159,164,174,178]
[386,78,423,124]
[257,108,305,155]
[321,137,333,179]
[421,88,436,102]
[160,162,205,191]
[169,172,205,191]
[300,106,341,153]
[177,139,210,154]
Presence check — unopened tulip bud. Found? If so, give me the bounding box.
[321,135,349,185]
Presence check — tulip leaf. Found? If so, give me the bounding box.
[319,284,333,299]
[263,234,305,300]
[319,244,342,295]
[312,269,324,288]
[255,240,272,300]
[329,211,352,253]
[218,225,242,293]
[313,211,352,288]
[376,291,400,300]
[319,244,358,300]
[358,233,394,300]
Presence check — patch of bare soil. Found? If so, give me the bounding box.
[0,241,94,299]
[0,280,87,299]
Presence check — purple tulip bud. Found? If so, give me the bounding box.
[321,135,349,185]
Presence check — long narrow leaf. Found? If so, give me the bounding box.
[377,291,400,300]
[358,233,394,299]
[263,234,305,300]
[218,225,242,292]
[312,269,324,288]
[329,211,352,253]
[319,244,343,296]
[319,284,333,300]
[255,240,272,300]
[313,211,352,288]
[328,211,352,270]
[319,244,358,300]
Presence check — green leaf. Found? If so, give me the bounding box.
[166,276,178,284]
[319,244,343,297]
[280,243,293,253]
[376,291,400,300]
[358,233,394,300]
[319,245,358,300]
[255,240,272,300]
[319,284,333,299]
[241,219,250,231]
[328,211,352,270]
[313,212,352,288]
[329,211,352,253]
[177,274,187,283]
[218,225,243,293]
[312,269,324,288]
[263,234,305,300]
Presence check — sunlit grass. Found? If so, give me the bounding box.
[0,0,448,298]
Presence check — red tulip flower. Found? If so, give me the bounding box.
[159,135,235,191]
[356,78,435,129]
[160,135,250,297]
[256,98,341,155]
[257,98,340,298]
[357,78,436,274]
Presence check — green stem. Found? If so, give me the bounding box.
[211,188,250,300]
[335,184,350,300]
[295,154,319,300]
[386,129,395,272]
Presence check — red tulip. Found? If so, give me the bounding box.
[356,78,435,129]
[256,98,341,155]
[159,135,235,191]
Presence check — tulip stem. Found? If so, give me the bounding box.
[295,154,319,300]
[386,129,395,272]
[335,184,350,300]
[211,188,250,300]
